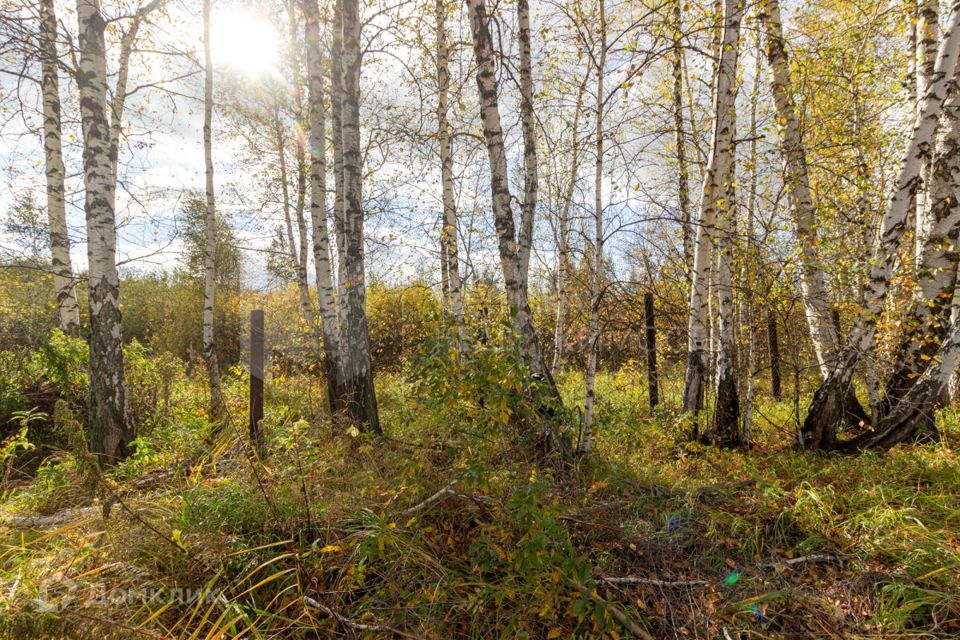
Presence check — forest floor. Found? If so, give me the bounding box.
[0,368,958,639]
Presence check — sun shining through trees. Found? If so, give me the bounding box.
[211,7,279,77]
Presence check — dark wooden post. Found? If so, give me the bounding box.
[767,311,782,401]
[644,292,659,408]
[249,309,264,447]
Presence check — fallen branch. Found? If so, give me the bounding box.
[601,576,709,588]
[303,595,420,639]
[759,553,840,568]
[568,579,655,640]
[0,506,98,529]
[403,480,459,514]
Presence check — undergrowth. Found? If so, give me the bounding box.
[0,342,957,638]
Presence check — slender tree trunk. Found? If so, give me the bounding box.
[644,291,659,408]
[672,0,693,275]
[435,0,466,344]
[202,0,225,420]
[465,0,569,459]
[582,0,606,455]
[767,311,782,400]
[76,0,134,463]
[801,3,960,449]
[757,0,840,380]
[552,69,588,371]
[331,0,349,350]
[516,0,538,286]
[915,0,939,261]
[741,32,761,446]
[681,0,742,427]
[304,0,344,411]
[39,0,81,335]
[338,0,380,433]
[708,0,743,446]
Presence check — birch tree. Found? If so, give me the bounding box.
[304,0,345,409]
[516,0,537,286]
[39,0,80,335]
[434,0,466,342]
[680,0,742,428]
[915,0,939,259]
[465,0,569,458]
[756,0,842,381]
[801,2,960,449]
[337,0,381,433]
[202,0,225,419]
[76,0,134,462]
[581,0,607,455]
[878,64,960,427]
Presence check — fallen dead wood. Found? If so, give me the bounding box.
[601,575,709,588]
[304,594,420,639]
[759,553,840,568]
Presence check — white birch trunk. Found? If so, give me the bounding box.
[202,0,224,419]
[76,0,133,462]
[802,2,960,448]
[916,0,939,260]
[304,0,344,409]
[681,0,742,421]
[757,0,839,379]
[465,0,570,459]
[339,0,380,432]
[39,0,80,335]
[435,0,466,344]
[581,0,606,455]
[516,0,537,286]
[883,66,960,413]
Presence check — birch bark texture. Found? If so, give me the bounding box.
[76,0,134,462]
[338,0,381,433]
[915,0,939,259]
[757,0,839,380]
[516,0,538,286]
[879,64,960,423]
[801,1,960,449]
[435,0,466,342]
[202,0,225,420]
[680,0,742,422]
[304,0,345,409]
[707,0,742,446]
[39,0,81,335]
[464,0,554,385]
[581,0,606,455]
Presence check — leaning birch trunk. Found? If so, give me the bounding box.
[581,0,606,455]
[878,66,960,424]
[757,0,839,380]
[304,0,344,411]
[552,69,588,371]
[39,0,80,335]
[707,0,742,446]
[435,0,466,344]
[515,0,538,286]
[339,0,381,433]
[915,0,939,260]
[801,2,960,449]
[852,308,960,450]
[76,0,134,463]
[465,0,570,459]
[202,0,225,420]
[680,0,741,424]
